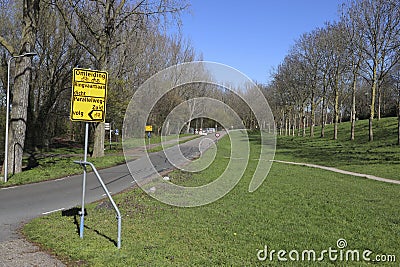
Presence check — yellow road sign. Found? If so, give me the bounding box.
[145,125,153,132]
[70,68,108,122]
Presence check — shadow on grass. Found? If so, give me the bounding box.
[275,135,400,166]
[246,119,400,168]
[61,207,117,247]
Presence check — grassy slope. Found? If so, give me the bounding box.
[276,117,400,180]
[24,120,400,266]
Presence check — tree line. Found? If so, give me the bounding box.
[1,0,399,176]
[264,0,400,143]
[0,1,265,176]
[0,0,198,175]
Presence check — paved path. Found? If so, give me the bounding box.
[272,160,400,185]
[0,133,223,266]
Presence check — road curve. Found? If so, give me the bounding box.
[0,132,224,242]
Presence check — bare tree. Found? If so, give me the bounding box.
[346,0,400,141]
[341,4,365,140]
[26,3,85,150]
[293,30,326,137]
[54,0,189,157]
[315,26,334,138]
[266,0,399,144]
[324,22,349,140]
[272,54,309,136]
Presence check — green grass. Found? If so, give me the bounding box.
[276,117,400,180]
[0,155,126,187]
[24,122,400,266]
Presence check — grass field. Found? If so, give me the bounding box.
[23,118,400,266]
[276,117,400,180]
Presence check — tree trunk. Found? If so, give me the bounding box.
[92,122,105,157]
[298,112,302,136]
[2,0,39,175]
[350,73,357,141]
[6,56,33,174]
[369,82,377,142]
[186,100,196,134]
[305,105,309,133]
[377,85,381,120]
[91,0,113,158]
[333,102,339,140]
[369,117,374,141]
[398,103,400,145]
[293,120,296,136]
[310,95,316,137]
[333,77,339,140]
[292,114,295,136]
[186,121,191,134]
[320,95,326,138]
[326,105,330,125]
[369,60,378,142]
[284,112,287,135]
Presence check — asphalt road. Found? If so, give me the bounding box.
[0,133,222,242]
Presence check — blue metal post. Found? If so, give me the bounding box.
[80,123,89,238]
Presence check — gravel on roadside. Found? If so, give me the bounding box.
[0,237,66,267]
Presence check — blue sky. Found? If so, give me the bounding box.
[180,1,344,84]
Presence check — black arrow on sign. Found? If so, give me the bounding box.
[88,109,103,121]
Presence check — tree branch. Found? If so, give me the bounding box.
[69,0,102,41]
[0,35,16,55]
[54,1,98,61]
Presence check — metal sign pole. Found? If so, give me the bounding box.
[80,122,89,238]
[71,68,121,248]
[109,127,112,150]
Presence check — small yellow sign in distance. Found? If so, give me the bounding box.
[71,68,108,122]
[145,125,153,132]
